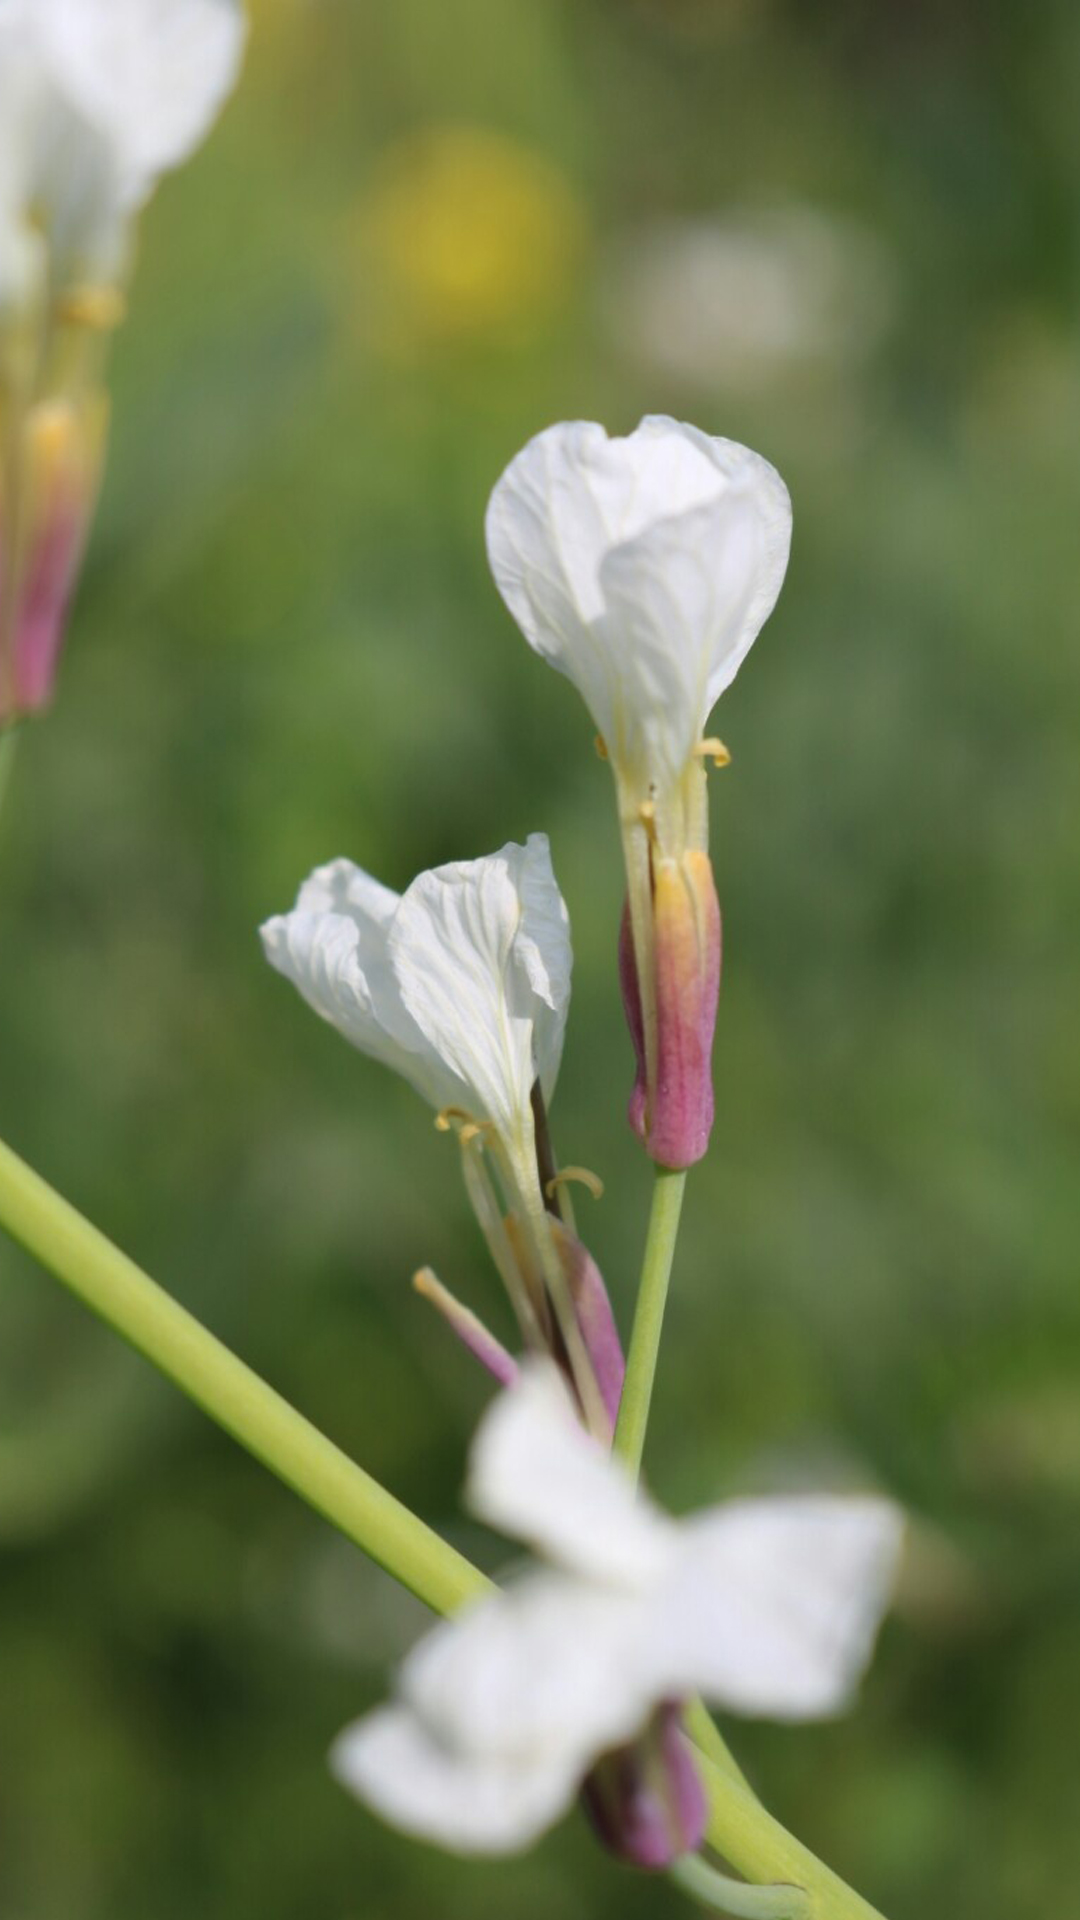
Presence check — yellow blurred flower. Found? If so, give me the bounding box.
[353,124,586,354]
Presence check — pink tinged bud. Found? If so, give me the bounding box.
[549,1218,625,1437]
[413,1269,520,1388]
[0,398,107,722]
[619,851,722,1170]
[582,1703,708,1871]
[505,1212,625,1438]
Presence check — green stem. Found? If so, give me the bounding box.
[0,1135,490,1618]
[613,1164,686,1476]
[672,1851,810,1920]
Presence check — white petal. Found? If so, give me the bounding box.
[654,1496,903,1719]
[486,417,791,789]
[504,833,571,1104]
[260,860,459,1113]
[466,1363,673,1587]
[401,1574,654,1766]
[389,839,570,1148]
[330,1704,580,1855]
[35,0,246,192]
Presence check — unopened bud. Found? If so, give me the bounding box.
[620,850,722,1169]
[582,1703,707,1870]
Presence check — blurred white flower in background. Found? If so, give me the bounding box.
[0,0,246,722]
[0,0,246,298]
[606,205,897,395]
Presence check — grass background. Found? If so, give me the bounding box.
[2,2,1079,1915]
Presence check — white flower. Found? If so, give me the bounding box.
[485,417,792,802]
[261,836,572,1180]
[0,0,246,297]
[331,1364,903,1855]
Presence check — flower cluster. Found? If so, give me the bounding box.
[0,0,245,723]
[263,413,903,1883]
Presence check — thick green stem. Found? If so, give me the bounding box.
[613,1164,686,1476]
[0,1135,490,1618]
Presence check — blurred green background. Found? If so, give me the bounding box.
[2,1,1079,1915]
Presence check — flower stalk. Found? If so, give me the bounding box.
[614,1165,687,1477]
[0,1133,488,1619]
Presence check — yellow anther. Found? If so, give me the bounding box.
[435,1105,495,1149]
[594,733,609,761]
[545,1165,605,1203]
[638,799,658,846]
[695,737,732,769]
[54,285,126,331]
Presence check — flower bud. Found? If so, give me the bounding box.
[620,849,722,1169]
[582,1703,707,1870]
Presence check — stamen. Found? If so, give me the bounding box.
[695,737,732,769]
[434,1104,480,1134]
[413,1268,519,1388]
[546,1165,605,1202]
[594,733,609,760]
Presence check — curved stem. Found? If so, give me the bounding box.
[672,1852,810,1920]
[613,1165,686,1477]
[0,1134,489,1618]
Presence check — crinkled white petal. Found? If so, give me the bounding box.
[466,1362,674,1587]
[509,833,572,1103]
[330,1703,583,1855]
[389,836,570,1149]
[400,1574,655,1765]
[486,416,791,790]
[262,841,571,1142]
[652,1496,904,1719]
[260,860,460,1114]
[35,0,246,194]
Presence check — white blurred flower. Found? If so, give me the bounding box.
[607,207,897,397]
[0,0,246,298]
[0,0,246,723]
[332,1363,903,1855]
[261,836,571,1193]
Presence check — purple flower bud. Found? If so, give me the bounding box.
[582,1703,707,1870]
